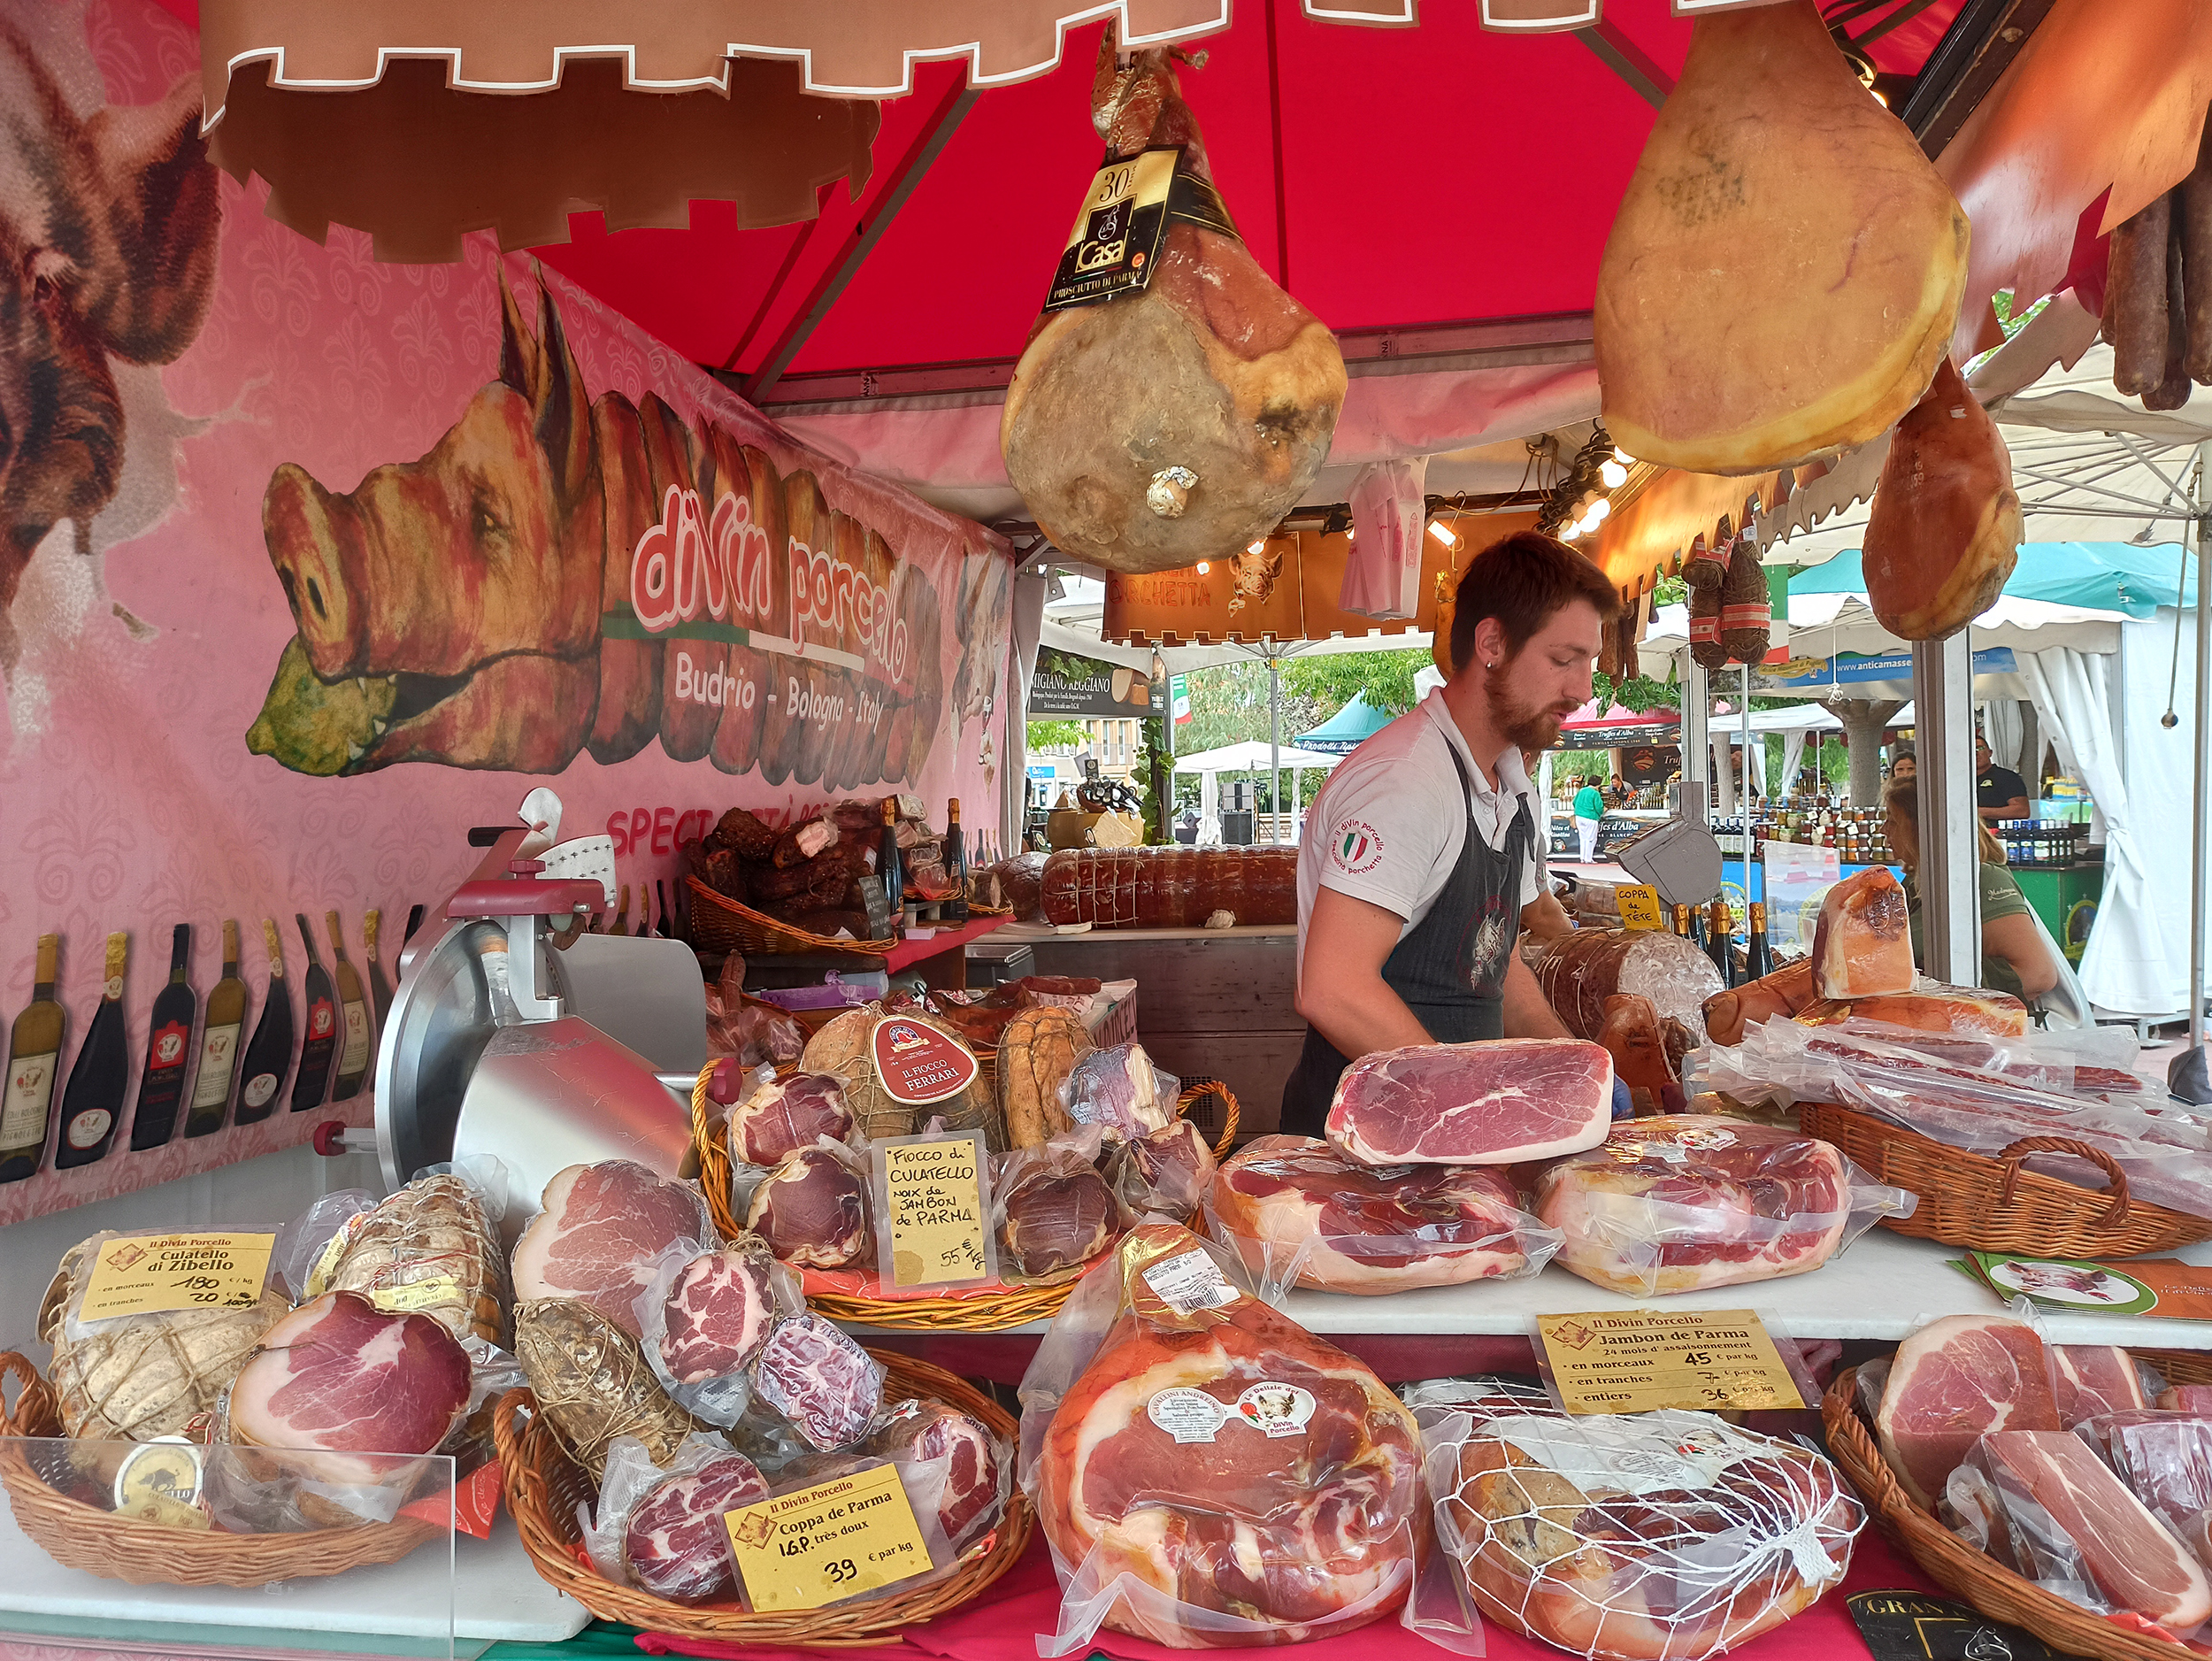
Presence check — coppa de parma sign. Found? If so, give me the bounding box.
[871,1018,980,1106]
[1028,650,1161,719]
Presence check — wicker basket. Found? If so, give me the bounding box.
[0,1352,444,1586]
[1799,1100,2212,1259]
[1822,1357,2212,1661]
[687,877,895,957]
[492,1349,1029,1642]
[689,1069,1240,1331]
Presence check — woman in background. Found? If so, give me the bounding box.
[1880,774,2058,1002]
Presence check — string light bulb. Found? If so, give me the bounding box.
[1613,448,1634,466]
[1429,520,1457,547]
[1248,540,1266,555]
[1559,519,1583,541]
[1587,497,1611,523]
[1601,458,1629,488]
[1195,561,1210,574]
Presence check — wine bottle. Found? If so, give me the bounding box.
[656,880,675,938]
[402,904,426,950]
[326,911,373,1101]
[635,883,653,937]
[128,925,197,1150]
[1705,900,1735,988]
[944,798,970,925]
[613,883,631,934]
[364,909,395,1036]
[1745,902,1775,981]
[185,921,247,1139]
[1670,903,1688,937]
[56,933,129,1169]
[0,934,65,1182]
[879,798,907,932]
[235,919,292,1125]
[291,913,337,1112]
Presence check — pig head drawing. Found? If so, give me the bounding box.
[0,17,219,669]
[1225,541,1284,614]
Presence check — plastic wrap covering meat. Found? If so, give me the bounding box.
[310,1167,507,1347]
[1002,1005,1095,1150]
[1816,1016,2143,1096]
[2053,1345,2151,1426]
[703,952,806,1069]
[1530,1116,1913,1297]
[634,1240,803,1427]
[1877,1315,2060,1510]
[1797,984,2028,1037]
[1326,1039,1614,1165]
[1210,1135,1559,1295]
[1409,1377,1863,1660]
[585,1433,769,1603]
[1701,960,1816,1047]
[1041,847,1299,929]
[1950,1430,2212,1630]
[995,1131,1125,1284]
[1596,995,1682,1116]
[1525,929,1726,1043]
[1110,1119,1218,1223]
[750,1312,886,1452]
[511,1162,717,1337]
[2079,1409,2212,1572]
[1811,867,1915,997]
[1022,1223,1427,1650]
[1705,1018,2212,1219]
[723,1071,856,1167]
[1059,1042,1179,1139]
[745,1145,871,1270]
[515,1297,703,1480]
[866,1399,1013,1557]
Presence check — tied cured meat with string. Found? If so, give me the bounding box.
[510,1161,714,1337]
[1001,27,1345,575]
[1325,1039,1614,1165]
[1525,928,1725,1043]
[1210,1135,1554,1293]
[1042,847,1299,929]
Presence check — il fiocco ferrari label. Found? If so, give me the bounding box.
[870,1017,979,1106]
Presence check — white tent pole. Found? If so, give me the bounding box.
[2191,445,2210,1050]
[1681,660,1710,826]
[1270,651,1283,845]
[1914,628,1980,987]
[1742,663,1755,804]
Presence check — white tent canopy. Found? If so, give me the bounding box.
[1172,742,1342,774]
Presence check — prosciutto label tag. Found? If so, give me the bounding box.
[1535,1308,1806,1415]
[722,1461,933,1611]
[1615,884,1666,931]
[1139,1247,1240,1319]
[871,1018,979,1107]
[1044,146,1178,312]
[1148,1387,1230,1443]
[876,1134,994,1291]
[79,1231,275,1322]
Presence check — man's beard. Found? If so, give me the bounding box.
[1485,657,1572,752]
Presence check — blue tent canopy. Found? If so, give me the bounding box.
[1296,690,1395,755]
[1788,543,2193,619]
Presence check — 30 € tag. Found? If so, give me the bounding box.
[1535,1308,1805,1414]
[78,1232,275,1321]
[1615,885,1666,931]
[724,1462,933,1612]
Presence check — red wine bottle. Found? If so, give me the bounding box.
[56,933,129,1169]
[129,925,197,1150]
[291,913,337,1112]
[326,910,372,1102]
[234,919,292,1126]
[402,904,426,949]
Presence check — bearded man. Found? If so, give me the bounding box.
[1279,531,1620,1136]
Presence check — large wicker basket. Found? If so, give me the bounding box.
[0,1352,444,1586]
[687,877,895,957]
[1798,1099,2212,1259]
[492,1348,1029,1642]
[1822,1351,2212,1661]
[690,1068,1240,1332]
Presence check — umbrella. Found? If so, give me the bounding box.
[1295,692,1394,755]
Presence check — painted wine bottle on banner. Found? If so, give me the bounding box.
[56,933,129,1170]
[129,925,197,1150]
[0,934,65,1183]
[234,919,291,1126]
[291,913,336,1112]
[186,920,247,1138]
[326,911,371,1101]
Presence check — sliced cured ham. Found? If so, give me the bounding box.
[1876,1314,2058,1508]
[1701,959,1816,1046]
[1532,1117,1863,1296]
[2166,1386,2212,1412]
[1000,28,1346,575]
[745,1147,868,1270]
[1110,1119,1218,1222]
[2080,1408,2212,1571]
[1325,1039,1613,1166]
[2054,1345,2151,1427]
[1525,928,1725,1043]
[624,1453,769,1603]
[1211,1135,1550,1293]
[866,1402,1005,1557]
[1594,0,1968,474]
[1862,356,2022,641]
[749,1312,883,1452]
[1798,985,2027,1037]
[511,1162,714,1337]
[656,1247,779,1385]
[1811,867,1914,999]
[725,1073,853,1168]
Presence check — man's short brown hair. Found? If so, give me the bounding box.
[1449,530,1620,670]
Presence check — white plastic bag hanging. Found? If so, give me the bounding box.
[1341,457,1431,621]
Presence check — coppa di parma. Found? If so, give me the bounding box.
[250,270,999,783]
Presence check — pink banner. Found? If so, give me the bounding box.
[0,0,1011,1227]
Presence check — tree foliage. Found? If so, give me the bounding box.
[1280,648,1429,719]
[1026,718,1086,750]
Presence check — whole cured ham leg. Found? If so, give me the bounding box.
[1001,27,1346,574]
[1595,0,1969,474]
[1861,356,2022,640]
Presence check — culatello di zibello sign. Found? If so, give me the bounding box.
[871,1016,980,1107]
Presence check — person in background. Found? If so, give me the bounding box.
[1881,774,2058,1001]
[1573,774,1607,861]
[1608,772,1629,804]
[1890,749,1916,783]
[1975,733,2030,824]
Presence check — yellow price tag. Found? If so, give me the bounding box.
[78,1232,275,1322]
[878,1135,991,1290]
[1535,1308,1806,1415]
[724,1462,933,1611]
[1614,885,1666,930]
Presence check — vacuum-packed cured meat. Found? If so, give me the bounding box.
[1861,357,2022,641]
[1210,1135,1556,1293]
[1701,959,1816,1046]
[1877,1313,2059,1508]
[516,1298,701,1479]
[1001,27,1345,575]
[2053,1345,2150,1426]
[1797,985,2028,1037]
[749,1313,883,1452]
[996,1142,1123,1280]
[1417,1377,1863,1661]
[321,1171,505,1346]
[1594,0,1967,473]
[1525,928,1725,1043]
[745,1146,868,1270]
[1041,847,1298,928]
[1811,867,1915,999]
[511,1162,713,1337]
[1595,994,1678,1115]
[1326,1039,1613,1166]
[866,1402,1006,1557]
[1059,1042,1178,1139]
[1110,1119,1217,1221]
[725,1073,854,1167]
[655,1246,780,1384]
[624,1452,770,1603]
[1001,1005,1094,1150]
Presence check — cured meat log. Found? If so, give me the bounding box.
[516,1298,700,1479]
[1532,1116,1863,1296]
[1211,1135,1550,1293]
[1876,1313,2058,1508]
[1035,1228,1424,1645]
[1797,984,2027,1037]
[1000,1005,1094,1150]
[1001,27,1345,574]
[511,1162,714,1337]
[1861,358,2022,641]
[745,1147,868,1269]
[1525,928,1726,1043]
[725,1073,854,1168]
[749,842,862,905]
[322,1172,505,1346]
[1426,1378,1863,1660]
[1041,846,1298,928]
[656,1247,780,1385]
[1595,0,1967,474]
[749,1313,883,1451]
[771,817,838,868]
[1326,1039,1614,1166]
[866,1402,1006,1556]
[1701,958,1816,1046]
[709,808,779,863]
[624,1453,769,1603]
[1811,867,1914,998]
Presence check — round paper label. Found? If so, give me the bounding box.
[66,1107,111,1149]
[241,1073,278,1109]
[871,1016,979,1106]
[1235,1381,1317,1438]
[1146,1387,1229,1444]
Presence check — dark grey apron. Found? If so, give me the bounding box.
[1279,745,1535,1138]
